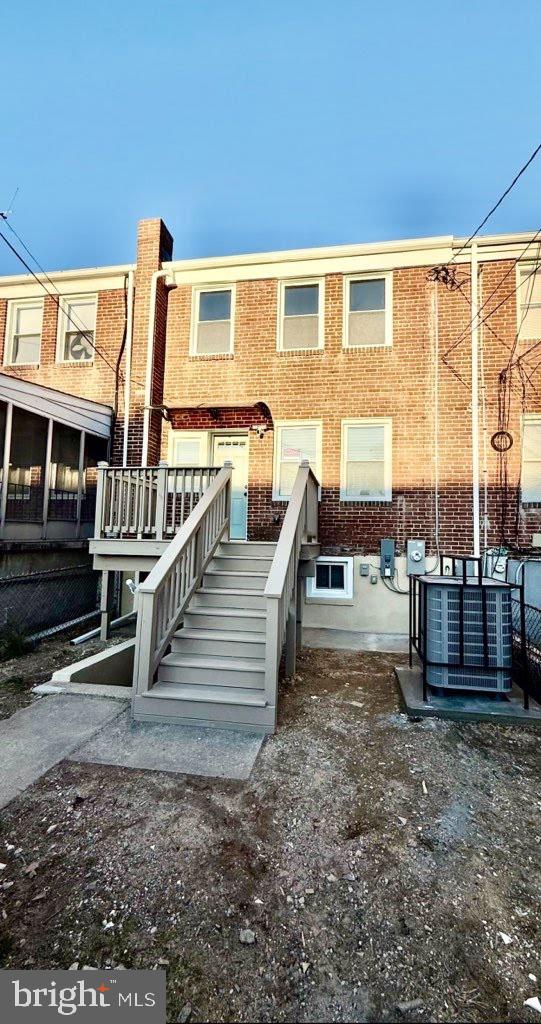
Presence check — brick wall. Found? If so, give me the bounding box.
[162,262,541,555]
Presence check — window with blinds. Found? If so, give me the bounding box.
[279,281,323,351]
[274,422,321,499]
[518,267,541,340]
[521,416,541,502]
[58,295,97,362]
[193,288,233,355]
[341,419,392,501]
[344,274,392,348]
[6,299,44,365]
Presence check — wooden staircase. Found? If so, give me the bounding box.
[131,461,319,735]
[134,541,276,730]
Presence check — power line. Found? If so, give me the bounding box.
[0,224,145,390]
[449,141,541,266]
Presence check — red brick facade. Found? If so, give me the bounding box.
[1,219,540,556]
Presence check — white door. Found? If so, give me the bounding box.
[212,434,248,540]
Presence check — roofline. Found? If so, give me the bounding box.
[164,230,541,273]
[0,263,135,287]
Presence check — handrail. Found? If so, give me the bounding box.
[132,464,232,697]
[94,462,221,540]
[263,461,319,714]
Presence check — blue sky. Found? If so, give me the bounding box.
[0,0,540,273]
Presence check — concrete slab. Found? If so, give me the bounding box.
[33,681,131,700]
[69,709,264,781]
[395,663,541,725]
[0,695,125,808]
[303,627,408,654]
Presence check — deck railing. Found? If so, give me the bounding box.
[132,464,232,698]
[264,461,319,715]
[94,462,221,540]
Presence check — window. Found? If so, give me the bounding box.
[273,421,322,500]
[5,299,43,365]
[306,556,354,601]
[278,280,324,351]
[522,416,541,502]
[341,418,392,501]
[58,295,97,362]
[170,431,208,465]
[191,287,234,355]
[344,273,392,348]
[517,266,541,340]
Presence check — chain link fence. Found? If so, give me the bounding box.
[0,563,100,642]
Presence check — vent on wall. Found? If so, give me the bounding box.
[420,579,513,692]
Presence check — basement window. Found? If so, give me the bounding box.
[5,299,44,365]
[57,295,97,363]
[521,415,541,502]
[192,287,234,355]
[344,273,392,348]
[278,280,324,351]
[306,556,354,601]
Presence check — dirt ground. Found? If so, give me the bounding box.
[0,642,540,1023]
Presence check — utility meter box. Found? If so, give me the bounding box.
[380,538,395,578]
[407,539,426,575]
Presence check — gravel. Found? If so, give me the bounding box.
[0,646,540,1022]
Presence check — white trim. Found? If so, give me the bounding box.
[521,413,541,504]
[343,271,393,349]
[276,278,325,352]
[272,419,323,501]
[55,293,98,364]
[3,297,44,367]
[0,266,133,300]
[516,261,541,340]
[189,284,236,356]
[168,430,210,465]
[340,417,392,502]
[306,555,354,602]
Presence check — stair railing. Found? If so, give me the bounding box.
[132,463,232,698]
[264,461,319,718]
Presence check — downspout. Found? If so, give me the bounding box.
[122,269,135,465]
[471,241,481,559]
[142,269,170,466]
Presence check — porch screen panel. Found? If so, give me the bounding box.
[278,425,317,498]
[8,407,48,519]
[345,424,386,498]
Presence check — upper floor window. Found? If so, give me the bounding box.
[340,418,392,501]
[273,420,322,499]
[522,415,541,502]
[5,299,43,366]
[278,280,324,351]
[58,295,97,363]
[517,266,541,340]
[344,273,392,348]
[191,287,234,355]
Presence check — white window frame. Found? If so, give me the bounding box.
[273,419,322,501]
[277,278,325,352]
[168,430,210,465]
[190,284,235,356]
[306,556,354,603]
[516,263,541,340]
[343,272,393,349]
[340,417,392,502]
[56,293,97,364]
[4,298,44,367]
[521,414,541,503]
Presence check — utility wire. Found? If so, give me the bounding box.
[449,141,541,266]
[0,223,146,391]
